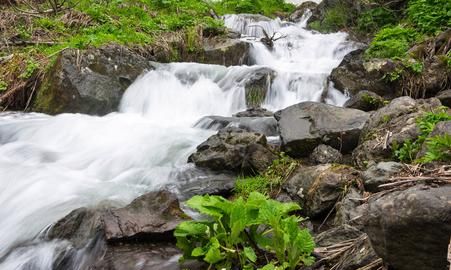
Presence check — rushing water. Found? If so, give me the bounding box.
[0,12,356,270]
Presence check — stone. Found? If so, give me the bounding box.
[352,97,442,168]
[275,102,369,157]
[436,89,451,107]
[289,1,318,22]
[195,115,278,137]
[309,144,343,164]
[283,164,360,217]
[362,161,403,192]
[34,45,152,115]
[233,107,274,117]
[188,127,277,175]
[364,185,451,270]
[334,187,366,228]
[344,90,385,112]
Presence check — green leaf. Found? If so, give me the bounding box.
[243,246,257,263]
[191,247,206,257]
[204,237,224,264]
[174,221,210,237]
[186,194,231,218]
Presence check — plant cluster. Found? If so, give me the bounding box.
[365,25,419,59]
[213,0,295,18]
[174,192,315,270]
[394,108,451,163]
[407,0,451,34]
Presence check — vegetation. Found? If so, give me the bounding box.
[407,0,451,34]
[174,192,315,270]
[394,108,451,163]
[213,0,295,17]
[365,25,419,59]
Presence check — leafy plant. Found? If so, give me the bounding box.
[175,192,315,270]
[366,25,419,59]
[418,134,451,163]
[0,80,7,92]
[407,0,451,34]
[19,59,40,79]
[357,7,397,33]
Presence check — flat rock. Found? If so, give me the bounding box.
[195,115,278,136]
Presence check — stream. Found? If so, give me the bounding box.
[0,12,356,270]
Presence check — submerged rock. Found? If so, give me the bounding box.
[283,164,360,217]
[33,45,152,115]
[188,127,277,175]
[365,184,451,270]
[275,102,369,157]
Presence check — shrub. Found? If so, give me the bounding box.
[418,134,451,163]
[357,7,397,33]
[366,25,419,59]
[320,4,349,32]
[407,0,451,34]
[175,192,315,270]
[213,0,295,17]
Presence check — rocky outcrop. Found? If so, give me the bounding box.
[34,45,152,115]
[195,115,278,136]
[329,49,396,98]
[48,191,186,247]
[352,97,442,168]
[275,102,369,157]
[188,127,277,175]
[364,184,451,270]
[283,164,360,217]
[343,90,384,112]
[309,144,343,164]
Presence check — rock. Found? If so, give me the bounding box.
[48,191,186,248]
[416,120,451,160]
[309,144,343,164]
[289,1,318,22]
[315,224,362,246]
[364,185,451,270]
[240,67,274,108]
[362,161,403,192]
[275,102,369,157]
[344,90,385,112]
[334,187,365,228]
[329,49,397,98]
[34,45,152,115]
[436,89,451,107]
[352,97,442,168]
[283,164,360,217]
[195,115,278,136]
[188,127,277,175]
[233,107,274,117]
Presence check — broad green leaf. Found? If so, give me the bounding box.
[191,247,206,257]
[243,246,257,263]
[186,195,231,218]
[204,237,224,264]
[258,263,276,270]
[174,221,210,237]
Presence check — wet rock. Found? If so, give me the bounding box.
[48,191,186,248]
[188,127,277,175]
[352,97,442,168]
[195,115,278,136]
[436,89,451,107]
[329,49,396,98]
[289,1,318,22]
[362,161,403,192]
[283,164,360,217]
[233,107,274,117]
[334,187,366,228]
[33,45,152,115]
[244,67,274,108]
[365,185,451,270]
[416,120,451,160]
[309,144,343,164]
[275,102,369,157]
[343,90,385,112]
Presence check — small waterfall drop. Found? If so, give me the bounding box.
[0,9,357,270]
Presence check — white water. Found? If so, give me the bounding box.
[0,12,355,270]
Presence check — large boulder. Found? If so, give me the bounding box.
[352,97,442,168]
[275,102,369,157]
[283,164,361,217]
[188,127,277,175]
[34,45,152,115]
[48,191,186,247]
[329,49,397,98]
[195,115,278,136]
[364,185,451,270]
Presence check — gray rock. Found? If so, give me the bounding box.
[289,1,318,22]
[436,89,451,107]
[315,224,363,246]
[344,90,385,112]
[353,97,442,168]
[334,187,366,228]
[416,120,451,160]
[195,115,278,136]
[233,107,274,117]
[244,68,274,108]
[34,45,152,115]
[364,185,451,270]
[48,191,186,248]
[362,161,403,192]
[329,49,397,98]
[309,144,343,164]
[275,102,369,157]
[283,164,360,217]
[188,127,277,175]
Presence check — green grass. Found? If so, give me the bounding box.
[212,0,295,17]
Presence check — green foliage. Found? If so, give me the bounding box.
[366,25,419,59]
[175,192,315,270]
[394,108,451,163]
[235,176,272,198]
[213,0,295,18]
[0,80,7,92]
[407,0,451,34]
[19,59,40,79]
[357,7,397,33]
[310,4,349,32]
[418,134,451,163]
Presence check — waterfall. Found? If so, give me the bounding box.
[0,11,356,270]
